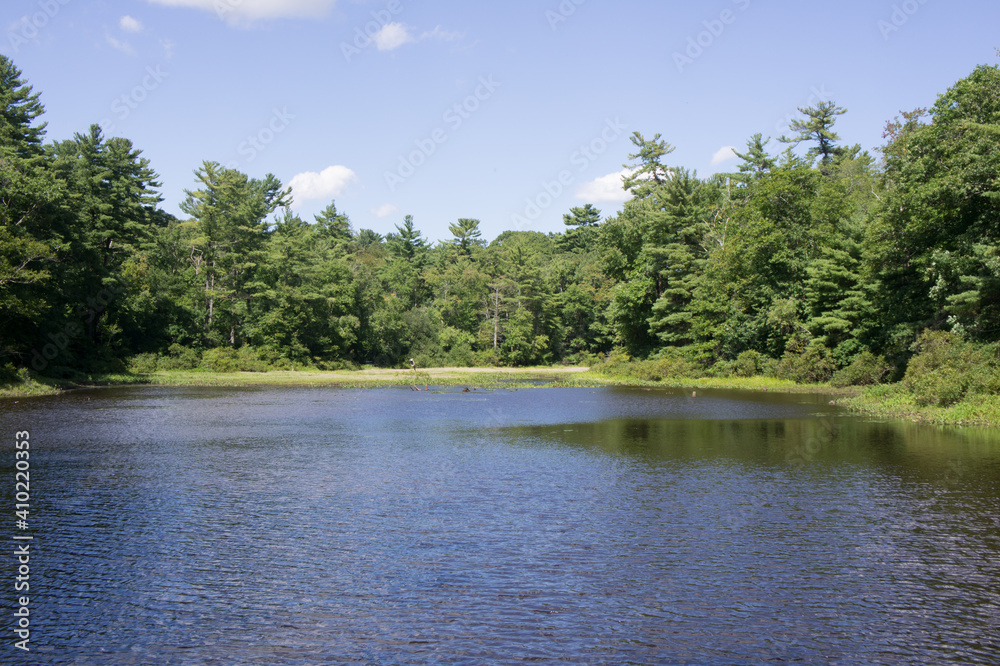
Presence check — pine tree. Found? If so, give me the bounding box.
[779,101,847,166]
[622,132,674,199]
[314,200,352,243]
[559,204,601,253]
[448,218,483,256]
[0,55,62,369]
[733,133,776,181]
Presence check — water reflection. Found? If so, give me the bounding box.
[1,385,999,663]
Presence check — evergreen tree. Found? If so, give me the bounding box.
[314,200,352,244]
[559,204,601,253]
[868,65,1000,348]
[448,218,483,256]
[733,133,776,181]
[180,161,289,345]
[779,101,847,166]
[622,132,674,199]
[0,55,60,369]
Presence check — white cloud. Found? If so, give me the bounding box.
[120,15,143,32]
[105,33,135,55]
[371,203,399,219]
[374,22,413,51]
[575,169,632,203]
[147,0,336,26]
[711,145,738,166]
[288,166,358,208]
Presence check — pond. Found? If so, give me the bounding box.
[2,385,1000,663]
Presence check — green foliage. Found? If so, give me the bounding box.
[902,330,999,406]
[128,353,159,374]
[870,65,1000,346]
[622,132,674,199]
[4,53,1000,388]
[779,100,847,165]
[829,351,892,387]
[447,218,483,256]
[592,348,702,382]
[159,344,200,370]
[733,133,776,180]
[200,347,240,372]
[731,350,776,378]
[775,343,836,383]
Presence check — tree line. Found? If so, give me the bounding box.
[2,54,999,392]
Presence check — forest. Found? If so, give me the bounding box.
[2,54,999,408]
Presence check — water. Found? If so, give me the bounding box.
[2,385,1000,663]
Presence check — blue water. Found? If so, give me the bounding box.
[2,385,999,663]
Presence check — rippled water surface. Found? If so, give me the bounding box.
[2,385,1000,663]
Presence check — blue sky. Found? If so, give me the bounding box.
[3,0,998,243]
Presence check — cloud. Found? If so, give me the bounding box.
[711,145,737,166]
[374,22,413,51]
[371,203,399,218]
[575,169,632,203]
[105,33,135,55]
[147,0,336,26]
[120,15,143,32]
[288,166,358,208]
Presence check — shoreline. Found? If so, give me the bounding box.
[2,367,996,428]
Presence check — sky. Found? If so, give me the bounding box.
[2,0,998,244]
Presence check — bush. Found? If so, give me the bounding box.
[732,350,775,377]
[902,331,998,406]
[830,351,892,388]
[159,344,200,370]
[236,346,270,372]
[649,349,702,380]
[127,353,159,374]
[776,344,836,383]
[592,348,702,382]
[200,347,240,372]
[473,348,501,367]
[0,363,18,384]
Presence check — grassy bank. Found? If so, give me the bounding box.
[0,366,594,397]
[4,364,997,427]
[583,363,997,427]
[839,384,1000,427]
[569,370,838,394]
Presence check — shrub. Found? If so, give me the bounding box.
[593,349,630,373]
[649,349,702,380]
[159,344,200,371]
[200,347,240,372]
[473,348,501,367]
[776,344,836,383]
[127,353,159,374]
[591,348,702,382]
[236,346,269,372]
[902,331,998,406]
[445,342,475,368]
[732,350,774,377]
[830,351,892,388]
[0,363,18,384]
